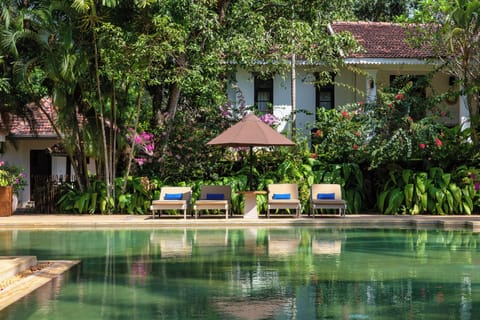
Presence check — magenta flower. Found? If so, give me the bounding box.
[134,158,147,166]
[259,113,279,126]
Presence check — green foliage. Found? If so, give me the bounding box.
[0,161,27,193]
[57,176,158,214]
[410,0,480,146]
[57,180,112,214]
[377,165,480,215]
[312,76,479,170]
[352,0,419,22]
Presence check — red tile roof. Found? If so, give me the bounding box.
[330,21,434,59]
[0,98,58,138]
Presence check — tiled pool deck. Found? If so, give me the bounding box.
[1,213,480,230]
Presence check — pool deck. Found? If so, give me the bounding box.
[1,213,480,230]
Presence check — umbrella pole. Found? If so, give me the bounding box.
[249,146,253,191]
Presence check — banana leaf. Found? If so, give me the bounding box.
[402,169,413,185]
[415,172,428,193]
[378,190,389,213]
[404,183,414,210]
[385,188,404,214]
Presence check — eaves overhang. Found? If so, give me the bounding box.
[344,58,437,65]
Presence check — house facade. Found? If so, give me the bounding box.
[229,22,466,137]
[0,99,94,209]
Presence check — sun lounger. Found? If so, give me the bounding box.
[193,185,232,219]
[310,184,347,217]
[150,186,192,219]
[267,183,301,218]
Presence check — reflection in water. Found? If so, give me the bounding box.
[150,229,192,258]
[268,231,301,257]
[1,228,480,319]
[312,239,342,255]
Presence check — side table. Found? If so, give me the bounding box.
[238,191,267,219]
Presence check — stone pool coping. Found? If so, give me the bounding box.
[0,259,80,311]
[1,213,480,231]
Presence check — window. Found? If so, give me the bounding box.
[315,73,335,111]
[254,77,273,113]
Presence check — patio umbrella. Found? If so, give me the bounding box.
[207,113,295,190]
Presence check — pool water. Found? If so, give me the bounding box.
[0,227,479,319]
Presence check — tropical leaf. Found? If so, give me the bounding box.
[385,188,404,214]
[378,190,389,213]
[402,169,413,185]
[404,183,414,210]
[415,172,428,193]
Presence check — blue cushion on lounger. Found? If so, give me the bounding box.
[273,193,291,200]
[206,193,225,200]
[317,193,335,200]
[164,193,183,200]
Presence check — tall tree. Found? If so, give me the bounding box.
[221,0,358,135]
[352,0,419,21]
[411,0,480,145]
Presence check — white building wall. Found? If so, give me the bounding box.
[234,64,459,139]
[0,138,58,207]
[295,73,316,137]
[0,138,97,209]
[335,68,361,106]
[234,67,318,137]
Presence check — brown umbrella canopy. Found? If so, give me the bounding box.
[207,113,295,190]
[207,113,295,147]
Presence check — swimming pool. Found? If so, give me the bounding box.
[0,227,479,319]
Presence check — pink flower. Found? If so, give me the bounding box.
[435,138,443,147]
[353,144,359,150]
[388,103,393,108]
[311,153,317,159]
[259,113,279,126]
[358,101,364,106]
[419,143,426,149]
[475,182,480,191]
[314,129,323,137]
[342,111,348,118]
[134,158,147,166]
[395,93,405,100]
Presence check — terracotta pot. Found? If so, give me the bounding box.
[0,186,13,217]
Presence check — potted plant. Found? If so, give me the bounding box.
[0,161,27,216]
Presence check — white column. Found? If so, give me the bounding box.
[365,70,378,103]
[459,93,470,131]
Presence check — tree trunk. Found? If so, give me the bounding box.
[160,82,182,156]
[291,53,296,139]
